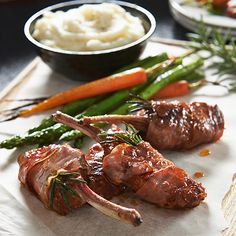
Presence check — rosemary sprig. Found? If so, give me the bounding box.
[99,123,142,146]
[48,170,86,210]
[187,21,236,91]
[124,94,153,114]
[188,22,236,76]
[128,101,153,114]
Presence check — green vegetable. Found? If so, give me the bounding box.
[116,53,168,72]
[0,90,130,149]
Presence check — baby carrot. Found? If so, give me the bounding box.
[151,80,189,99]
[19,68,147,117]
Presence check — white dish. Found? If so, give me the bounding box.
[169,0,236,35]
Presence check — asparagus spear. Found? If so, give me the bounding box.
[115,53,169,72]
[0,90,130,149]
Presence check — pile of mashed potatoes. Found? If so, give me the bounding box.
[33,3,145,51]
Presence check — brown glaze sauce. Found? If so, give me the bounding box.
[118,194,129,204]
[194,171,205,178]
[117,193,141,206]
[199,149,211,157]
[129,198,141,206]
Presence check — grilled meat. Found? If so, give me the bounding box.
[83,143,123,199]
[18,144,84,215]
[53,111,207,209]
[18,144,142,226]
[103,141,206,208]
[81,100,224,150]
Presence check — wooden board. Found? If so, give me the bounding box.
[0,57,40,102]
[0,38,235,236]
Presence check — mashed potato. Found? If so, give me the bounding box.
[33,3,145,51]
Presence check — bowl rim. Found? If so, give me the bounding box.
[24,0,156,55]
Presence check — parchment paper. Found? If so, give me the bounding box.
[0,42,234,236]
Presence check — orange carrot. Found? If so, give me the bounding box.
[20,67,147,117]
[151,80,189,99]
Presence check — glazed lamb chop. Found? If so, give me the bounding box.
[81,100,224,150]
[53,111,207,209]
[18,144,142,226]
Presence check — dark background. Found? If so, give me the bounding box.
[0,0,189,91]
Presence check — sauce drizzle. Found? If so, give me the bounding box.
[194,171,204,178]
[199,149,211,157]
